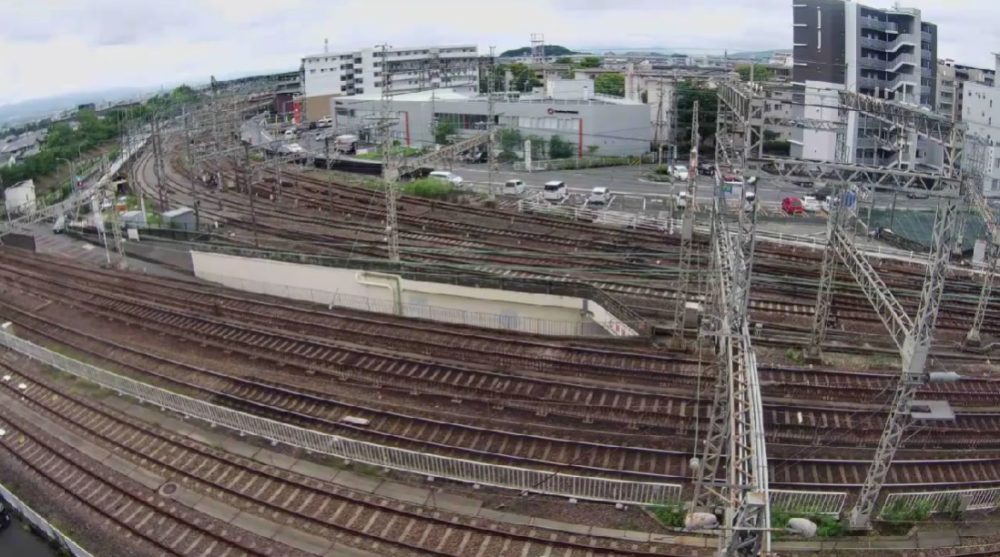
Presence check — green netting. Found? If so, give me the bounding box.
[867,209,986,252]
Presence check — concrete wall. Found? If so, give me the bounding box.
[191,252,638,337]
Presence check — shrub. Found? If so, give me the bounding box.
[401,178,454,199]
[654,165,671,176]
[648,503,685,528]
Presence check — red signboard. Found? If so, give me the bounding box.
[292,101,302,125]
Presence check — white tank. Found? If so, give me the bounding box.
[786,518,818,538]
[684,512,719,530]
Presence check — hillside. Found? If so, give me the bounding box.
[500,45,581,58]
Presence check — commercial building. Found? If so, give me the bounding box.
[791,1,939,169]
[301,45,479,120]
[331,88,652,157]
[962,83,1000,197]
[937,59,995,121]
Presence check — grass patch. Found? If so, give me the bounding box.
[648,503,685,528]
[772,509,847,538]
[867,353,900,370]
[879,499,932,534]
[355,146,423,160]
[401,178,454,200]
[784,348,804,364]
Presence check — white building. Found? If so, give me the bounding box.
[332,88,653,157]
[4,179,36,215]
[301,45,479,120]
[962,83,1000,197]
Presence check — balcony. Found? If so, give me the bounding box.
[858,76,880,89]
[861,17,898,33]
[860,36,887,50]
[922,30,932,41]
[859,57,887,70]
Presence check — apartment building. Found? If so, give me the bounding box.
[937,59,995,121]
[791,1,938,169]
[301,45,479,119]
[962,83,1000,197]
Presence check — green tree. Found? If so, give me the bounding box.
[526,134,546,159]
[676,80,718,154]
[507,63,542,92]
[499,128,523,152]
[548,135,575,159]
[594,73,625,97]
[736,64,771,82]
[579,56,602,68]
[555,57,573,64]
[434,121,457,145]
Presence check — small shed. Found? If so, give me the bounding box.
[162,207,196,231]
[4,179,36,215]
[120,210,147,228]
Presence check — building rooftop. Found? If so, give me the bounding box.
[304,45,477,60]
[339,88,643,106]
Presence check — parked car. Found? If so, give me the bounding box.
[697,162,715,176]
[542,180,568,202]
[743,191,757,213]
[429,170,464,187]
[317,116,334,128]
[588,187,611,205]
[334,134,358,154]
[283,128,296,139]
[503,179,526,196]
[671,165,689,181]
[782,196,806,215]
[676,191,690,209]
[802,195,821,213]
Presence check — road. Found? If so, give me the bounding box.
[450,162,943,211]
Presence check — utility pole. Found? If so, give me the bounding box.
[378,43,401,262]
[672,100,699,349]
[654,79,666,165]
[151,118,167,212]
[243,143,259,249]
[183,106,201,231]
[487,46,498,201]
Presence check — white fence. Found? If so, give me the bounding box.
[195,271,609,337]
[770,490,847,516]
[0,481,94,557]
[883,487,1000,516]
[0,330,681,505]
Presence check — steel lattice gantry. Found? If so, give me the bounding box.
[689,84,770,556]
[960,135,999,346]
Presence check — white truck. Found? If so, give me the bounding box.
[334,134,358,154]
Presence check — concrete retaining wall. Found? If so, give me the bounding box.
[191,251,638,337]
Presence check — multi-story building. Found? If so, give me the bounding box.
[937,59,995,121]
[791,1,938,169]
[301,45,479,120]
[962,83,1000,197]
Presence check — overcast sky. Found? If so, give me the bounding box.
[1,0,998,105]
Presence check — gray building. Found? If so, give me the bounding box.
[332,89,653,157]
[962,83,1000,197]
[791,1,939,169]
[937,59,995,121]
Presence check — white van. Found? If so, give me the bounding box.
[503,179,526,195]
[542,180,568,202]
[588,187,610,205]
[317,116,334,128]
[429,171,464,187]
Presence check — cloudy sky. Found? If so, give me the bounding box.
[1,0,997,104]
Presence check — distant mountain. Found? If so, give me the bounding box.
[726,49,789,61]
[499,45,581,58]
[0,86,161,128]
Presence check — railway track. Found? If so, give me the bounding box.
[0,360,699,557]
[0,395,303,557]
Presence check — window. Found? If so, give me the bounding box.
[310,69,316,74]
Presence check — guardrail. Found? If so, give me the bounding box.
[882,488,1000,516]
[0,481,94,557]
[0,330,680,505]
[770,490,847,516]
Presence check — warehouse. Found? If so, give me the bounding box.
[331,88,653,157]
